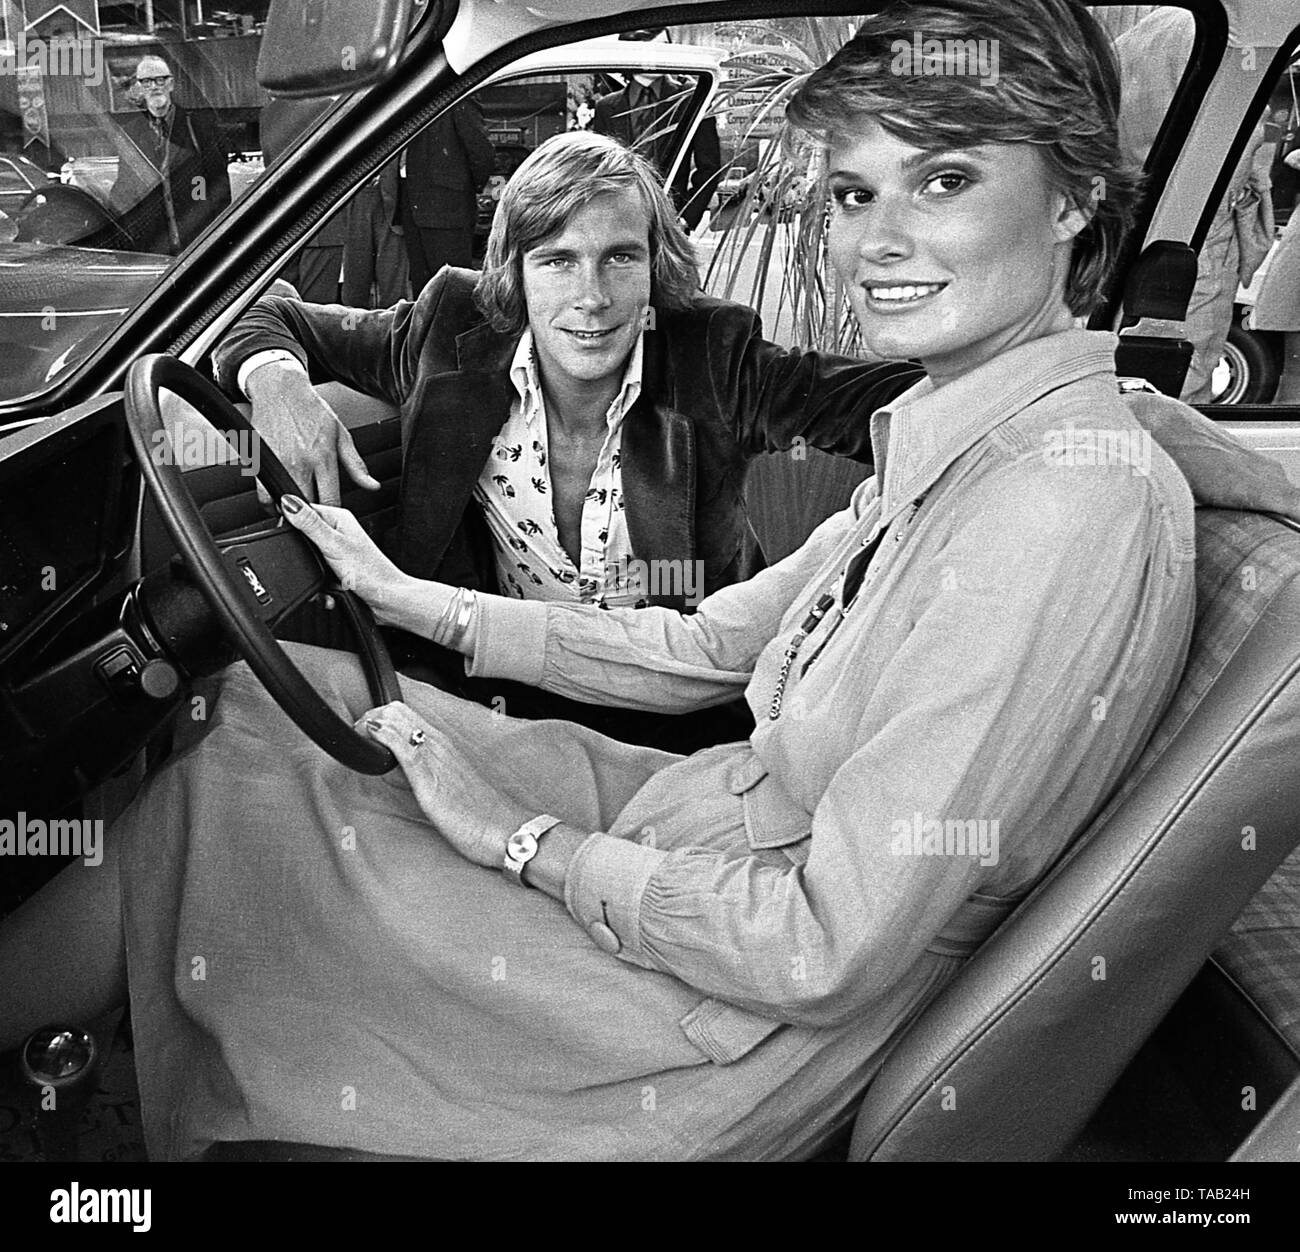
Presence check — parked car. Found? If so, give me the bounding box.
[3,0,1300,1201]
[0,153,51,217]
[0,241,169,402]
[1207,241,1285,404]
[1211,306,1281,403]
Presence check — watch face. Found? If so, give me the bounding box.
[507,831,539,862]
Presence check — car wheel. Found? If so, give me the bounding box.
[1211,323,1279,404]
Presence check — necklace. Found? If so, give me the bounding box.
[767,498,923,722]
[767,592,835,721]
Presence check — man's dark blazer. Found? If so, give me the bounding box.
[110,104,231,254]
[403,101,495,229]
[593,81,723,230]
[213,268,921,610]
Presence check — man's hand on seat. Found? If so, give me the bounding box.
[245,361,381,506]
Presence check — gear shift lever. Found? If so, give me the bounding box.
[18,1025,99,1161]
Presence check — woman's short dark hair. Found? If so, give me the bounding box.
[474,131,700,334]
[786,0,1141,316]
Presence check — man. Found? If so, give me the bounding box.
[343,155,408,306]
[262,99,405,306]
[401,99,495,288]
[259,96,348,303]
[593,29,723,232]
[594,71,723,232]
[110,56,231,255]
[213,132,919,742]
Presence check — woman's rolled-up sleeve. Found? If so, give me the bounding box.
[467,498,861,712]
[561,458,1195,1027]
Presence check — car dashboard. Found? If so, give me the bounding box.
[0,401,199,826]
[0,402,133,665]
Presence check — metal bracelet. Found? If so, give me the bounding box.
[430,588,462,646]
[447,588,478,651]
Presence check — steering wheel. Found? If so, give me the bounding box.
[124,354,398,774]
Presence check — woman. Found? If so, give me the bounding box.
[0,0,1196,1160]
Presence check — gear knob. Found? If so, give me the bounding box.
[20,1024,97,1085]
[18,1025,99,1161]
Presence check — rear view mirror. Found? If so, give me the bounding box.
[257,0,420,97]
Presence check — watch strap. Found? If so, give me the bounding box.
[503,814,562,886]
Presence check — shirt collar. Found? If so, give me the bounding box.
[866,328,1119,526]
[509,326,645,428]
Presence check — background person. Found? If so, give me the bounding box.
[259,96,348,303]
[1251,148,1300,402]
[109,55,231,255]
[342,153,409,306]
[400,99,494,287]
[593,55,723,233]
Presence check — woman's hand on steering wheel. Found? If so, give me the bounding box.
[125,354,399,774]
[280,495,409,624]
[357,702,533,869]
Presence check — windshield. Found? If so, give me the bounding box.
[0,2,278,403]
[0,6,1202,410]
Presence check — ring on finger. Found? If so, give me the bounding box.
[408,728,426,748]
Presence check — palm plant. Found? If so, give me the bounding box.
[689,16,870,355]
[655,18,882,560]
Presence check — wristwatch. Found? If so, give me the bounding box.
[503,814,562,887]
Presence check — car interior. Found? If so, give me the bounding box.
[3,0,1300,1171]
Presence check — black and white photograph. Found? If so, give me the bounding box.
[0,0,1296,1228]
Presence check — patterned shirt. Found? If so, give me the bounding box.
[474,328,648,608]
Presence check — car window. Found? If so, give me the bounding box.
[273,57,717,308]
[0,6,1205,409]
[0,4,357,405]
[1212,47,1300,407]
[0,153,42,205]
[1096,4,1289,409]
